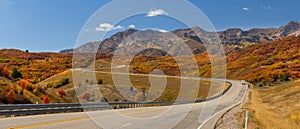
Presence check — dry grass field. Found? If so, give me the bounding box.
[238,80,300,129]
[36,68,230,103]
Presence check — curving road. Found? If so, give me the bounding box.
[0,80,247,129]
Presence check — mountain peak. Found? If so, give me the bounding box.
[288,20,299,25]
[276,20,300,37]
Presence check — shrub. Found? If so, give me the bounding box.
[19,90,24,95]
[11,68,22,79]
[57,89,66,98]
[47,82,53,88]
[26,85,34,92]
[43,96,50,104]
[0,64,10,78]
[59,78,69,86]
[97,79,103,85]
[52,82,62,88]
[34,86,45,93]
[6,89,15,104]
[47,78,70,88]
[81,92,90,101]
[33,88,39,95]
[20,80,27,90]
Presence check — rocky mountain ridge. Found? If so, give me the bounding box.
[60,20,300,54]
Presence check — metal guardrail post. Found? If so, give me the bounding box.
[245,111,249,129]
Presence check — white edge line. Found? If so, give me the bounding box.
[197,82,248,129]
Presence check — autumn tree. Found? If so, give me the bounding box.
[43,95,50,104]
[6,89,15,104]
[57,89,66,98]
[0,64,10,78]
[20,80,27,90]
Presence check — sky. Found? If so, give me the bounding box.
[0,0,300,52]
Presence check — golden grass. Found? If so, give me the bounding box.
[239,80,300,129]
[36,69,230,103]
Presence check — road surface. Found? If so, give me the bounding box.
[0,80,247,129]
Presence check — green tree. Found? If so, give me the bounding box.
[11,68,22,79]
[59,78,69,86]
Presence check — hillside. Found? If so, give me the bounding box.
[1,21,300,104]
[126,35,300,85]
[227,35,300,85]
[0,49,72,83]
[0,49,74,104]
[238,80,300,129]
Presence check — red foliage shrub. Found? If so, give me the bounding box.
[20,79,27,90]
[57,89,66,98]
[6,89,15,104]
[43,96,50,104]
[81,92,90,101]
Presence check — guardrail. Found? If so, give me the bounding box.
[0,81,232,117]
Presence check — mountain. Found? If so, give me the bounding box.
[272,20,300,37]
[218,28,277,45]
[60,20,300,55]
[217,21,300,45]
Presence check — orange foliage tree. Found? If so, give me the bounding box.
[0,64,10,78]
[43,96,50,104]
[6,89,15,104]
[20,80,27,90]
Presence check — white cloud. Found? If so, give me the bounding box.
[128,24,135,29]
[158,29,168,33]
[146,9,168,17]
[242,7,251,11]
[95,23,124,32]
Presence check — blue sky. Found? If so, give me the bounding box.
[0,0,300,52]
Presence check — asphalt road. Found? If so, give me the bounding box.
[0,80,247,129]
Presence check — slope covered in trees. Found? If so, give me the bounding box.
[227,35,300,85]
[128,35,300,85]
